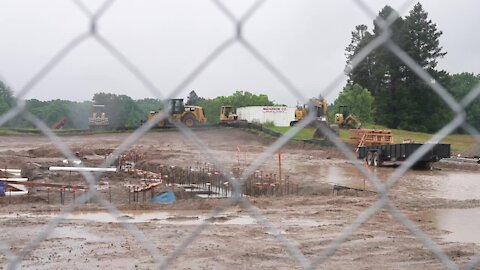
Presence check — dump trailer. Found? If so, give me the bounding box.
[358,143,451,169]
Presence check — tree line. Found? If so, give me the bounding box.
[0,82,165,129]
[339,3,480,133]
[0,3,478,132]
[0,83,276,129]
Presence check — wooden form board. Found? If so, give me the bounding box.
[350,129,394,148]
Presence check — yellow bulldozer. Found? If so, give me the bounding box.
[219,105,247,126]
[335,105,361,129]
[219,105,239,122]
[147,99,207,128]
[88,104,109,130]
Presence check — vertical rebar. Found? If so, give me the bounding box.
[278,149,282,185]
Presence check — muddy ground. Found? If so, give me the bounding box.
[0,127,480,269]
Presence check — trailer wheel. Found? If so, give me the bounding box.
[366,152,374,166]
[373,152,382,167]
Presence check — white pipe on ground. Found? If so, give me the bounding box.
[4,191,28,196]
[0,169,21,173]
[49,167,117,172]
[0,178,28,182]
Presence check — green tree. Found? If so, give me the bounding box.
[403,3,446,70]
[332,84,375,125]
[135,98,162,112]
[345,24,376,92]
[66,101,92,129]
[198,91,275,124]
[43,100,69,127]
[346,3,450,132]
[399,3,450,132]
[93,92,144,128]
[346,6,406,127]
[186,90,204,106]
[0,80,14,116]
[10,99,92,129]
[448,72,480,131]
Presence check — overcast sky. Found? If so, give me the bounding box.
[0,0,479,106]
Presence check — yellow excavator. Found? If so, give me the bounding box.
[147,99,207,128]
[290,98,329,127]
[290,97,336,138]
[335,105,361,129]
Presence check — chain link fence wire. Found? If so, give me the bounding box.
[1,0,480,269]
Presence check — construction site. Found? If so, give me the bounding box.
[0,123,479,269]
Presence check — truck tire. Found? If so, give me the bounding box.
[182,114,197,128]
[373,152,382,167]
[366,152,374,166]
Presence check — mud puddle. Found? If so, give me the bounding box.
[423,208,480,244]
[64,212,328,227]
[432,172,480,200]
[323,165,480,200]
[0,211,330,230]
[63,211,257,225]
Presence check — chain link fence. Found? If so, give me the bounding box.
[1,0,480,269]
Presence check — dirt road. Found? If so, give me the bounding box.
[0,128,479,269]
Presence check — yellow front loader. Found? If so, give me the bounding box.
[147,99,207,128]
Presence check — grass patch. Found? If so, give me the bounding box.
[264,124,351,141]
[263,125,315,140]
[263,124,475,154]
[368,126,475,154]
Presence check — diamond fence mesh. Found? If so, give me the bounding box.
[1,0,480,269]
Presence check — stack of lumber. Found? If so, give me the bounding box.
[350,129,394,149]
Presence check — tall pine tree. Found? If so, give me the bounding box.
[372,6,406,128]
[400,3,450,132]
[345,24,377,93]
[345,3,450,132]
